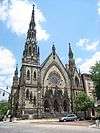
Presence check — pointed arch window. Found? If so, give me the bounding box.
[34,71,36,79]
[26,89,29,99]
[46,86,48,90]
[63,100,68,112]
[29,46,32,55]
[33,47,35,54]
[44,100,50,112]
[33,95,36,105]
[75,77,79,88]
[54,100,59,112]
[27,70,30,80]
[30,91,33,102]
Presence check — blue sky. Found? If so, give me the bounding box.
[0,0,100,99]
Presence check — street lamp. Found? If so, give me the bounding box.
[0,87,10,97]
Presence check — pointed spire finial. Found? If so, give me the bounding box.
[52,42,55,54]
[32,3,35,20]
[33,3,35,7]
[52,42,56,59]
[27,4,36,41]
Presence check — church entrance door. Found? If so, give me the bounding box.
[54,100,59,112]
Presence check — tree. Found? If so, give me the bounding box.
[90,61,100,100]
[0,101,10,117]
[74,92,94,112]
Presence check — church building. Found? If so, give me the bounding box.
[11,5,90,118]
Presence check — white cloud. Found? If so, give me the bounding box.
[97,0,100,15]
[0,46,16,90]
[76,38,99,51]
[76,57,83,65]
[79,52,100,73]
[0,0,49,41]
[0,0,8,21]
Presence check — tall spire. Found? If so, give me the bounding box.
[68,43,75,68]
[27,4,36,42]
[22,4,40,65]
[68,43,73,59]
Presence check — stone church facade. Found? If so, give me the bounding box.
[11,5,87,118]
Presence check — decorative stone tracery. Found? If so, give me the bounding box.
[48,71,61,86]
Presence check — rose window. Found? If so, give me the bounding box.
[48,71,61,86]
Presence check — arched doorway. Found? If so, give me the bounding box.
[63,100,68,112]
[54,100,59,112]
[44,100,50,112]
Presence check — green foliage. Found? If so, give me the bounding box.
[0,101,10,116]
[74,92,94,112]
[96,106,100,113]
[90,61,100,99]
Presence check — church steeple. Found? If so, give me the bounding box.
[27,4,36,42]
[22,4,40,65]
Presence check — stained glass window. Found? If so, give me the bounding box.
[48,71,61,86]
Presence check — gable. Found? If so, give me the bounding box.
[41,52,69,88]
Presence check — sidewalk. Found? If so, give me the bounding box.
[13,118,58,123]
[13,118,95,127]
[89,124,100,129]
[2,118,99,129]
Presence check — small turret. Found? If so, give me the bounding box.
[68,43,75,68]
[68,43,73,59]
[13,64,19,84]
[14,64,18,77]
[52,43,56,59]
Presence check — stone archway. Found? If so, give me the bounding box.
[44,99,50,112]
[54,99,59,112]
[63,100,68,112]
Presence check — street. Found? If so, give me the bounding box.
[0,121,100,133]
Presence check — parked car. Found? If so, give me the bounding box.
[59,114,77,122]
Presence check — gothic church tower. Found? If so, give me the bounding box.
[17,4,41,116]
